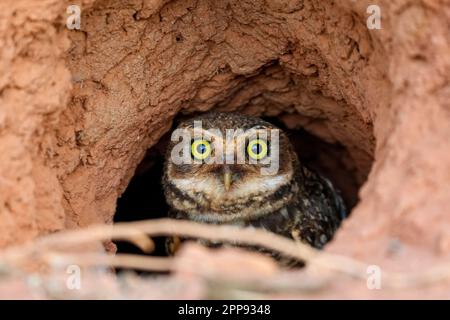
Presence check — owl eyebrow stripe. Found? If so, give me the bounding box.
[182,127,273,140]
[187,128,222,140]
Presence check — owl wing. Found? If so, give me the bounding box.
[292,166,346,248]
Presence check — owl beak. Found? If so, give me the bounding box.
[223,167,232,191]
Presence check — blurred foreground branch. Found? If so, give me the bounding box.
[1,218,450,290]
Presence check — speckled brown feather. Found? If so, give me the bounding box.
[163,112,346,267]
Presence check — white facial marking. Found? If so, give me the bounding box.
[171,173,291,202]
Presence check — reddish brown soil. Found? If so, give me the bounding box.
[0,0,449,298]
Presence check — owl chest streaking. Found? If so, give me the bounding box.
[162,112,346,265]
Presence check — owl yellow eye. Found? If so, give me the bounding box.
[191,139,211,160]
[247,139,268,160]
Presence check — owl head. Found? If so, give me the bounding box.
[163,112,299,223]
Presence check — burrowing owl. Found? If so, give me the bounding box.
[162,112,346,265]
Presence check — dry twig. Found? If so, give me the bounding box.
[1,218,450,289]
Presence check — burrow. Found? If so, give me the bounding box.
[60,0,386,258]
[1,0,449,298]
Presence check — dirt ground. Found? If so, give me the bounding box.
[0,0,449,299]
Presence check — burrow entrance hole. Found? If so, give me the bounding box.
[114,113,370,261]
[65,0,383,269]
